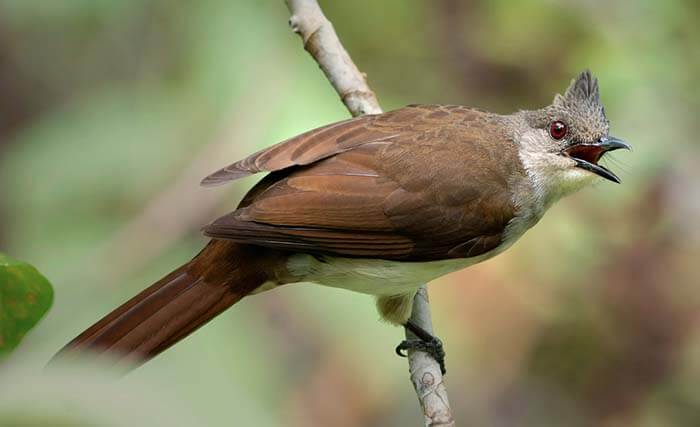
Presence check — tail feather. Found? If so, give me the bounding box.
[55,241,282,368]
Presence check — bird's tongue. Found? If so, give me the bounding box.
[564,144,606,165]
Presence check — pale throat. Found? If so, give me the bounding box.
[516,131,597,215]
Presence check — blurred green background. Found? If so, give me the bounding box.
[1,0,699,425]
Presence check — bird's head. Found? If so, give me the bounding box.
[515,70,630,203]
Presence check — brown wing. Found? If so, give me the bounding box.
[201,114,394,186]
[203,105,525,261]
[201,104,462,186]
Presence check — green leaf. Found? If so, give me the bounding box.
[0,254,54,356]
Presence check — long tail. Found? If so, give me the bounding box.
[54,240,284,367]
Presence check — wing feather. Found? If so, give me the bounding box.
[202,105,524,261]
[201,115,397,186]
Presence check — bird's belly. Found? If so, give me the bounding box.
[282,214,538,296]
[287,252,491,296]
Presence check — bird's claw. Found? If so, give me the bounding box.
[395,335,446,375]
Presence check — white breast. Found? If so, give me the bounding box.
[285,222,531,296]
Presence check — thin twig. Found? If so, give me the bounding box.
[406,288,455,426]
[285,0,381,117]
[283,1,454,425]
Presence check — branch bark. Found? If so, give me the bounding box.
[284,1,454,425]
[285,0,380,117]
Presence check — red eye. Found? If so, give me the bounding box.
[549,121,567,140]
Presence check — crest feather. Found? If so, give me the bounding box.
[564,69,600,103]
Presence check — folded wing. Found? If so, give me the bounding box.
[202,105,522,261]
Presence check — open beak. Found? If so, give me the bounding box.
[562,136,631,183]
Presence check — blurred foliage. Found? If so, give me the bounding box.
[0,0,698,426]
[0,361,206,427]
[0,253,53,357]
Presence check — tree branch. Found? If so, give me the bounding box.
[285,0,380,117]
[284,1,454,425]
[405,287,455,426]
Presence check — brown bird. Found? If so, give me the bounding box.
[56,70,629,373]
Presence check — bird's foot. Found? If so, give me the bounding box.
[395,320,446,375]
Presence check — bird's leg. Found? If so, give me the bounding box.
[395,320,446,375]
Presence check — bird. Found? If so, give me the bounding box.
[55,70,629,374]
